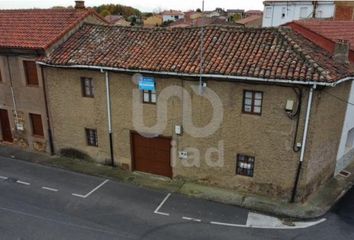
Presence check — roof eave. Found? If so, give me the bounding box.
[37,62,353,87]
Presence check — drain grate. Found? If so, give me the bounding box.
[339,170,351,178]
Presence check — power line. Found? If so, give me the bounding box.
[322,90,354,106]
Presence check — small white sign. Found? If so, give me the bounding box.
[16,123,24,131]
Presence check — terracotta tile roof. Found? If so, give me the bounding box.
[236,15,262,25]
[294,20,354,51]
[170,16,237,28]
[41,24,353,83]
[0,9,105,51]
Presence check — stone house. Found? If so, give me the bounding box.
[0,1,106,153]
[38,24,354,202]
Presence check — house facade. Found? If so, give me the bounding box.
[262,1,335,27]
[161,10,185,22]
[39,24,353,201]
[0,1,106,153]
[286,19,354,175]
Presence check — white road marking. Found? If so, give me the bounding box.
[210,221,247,228]
[72,179,109,199]
[0,175,8,180]
[210,212,326,230]
[182,216,202,222]
[246,212,326,229]
[16,180,30,186]
[154,193,171,216]
[41,187,58,192]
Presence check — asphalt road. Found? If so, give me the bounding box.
[0,156,353,240]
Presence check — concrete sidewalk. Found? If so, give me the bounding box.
[0,145,353,219]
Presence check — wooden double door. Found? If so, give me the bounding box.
[0,109,13,142]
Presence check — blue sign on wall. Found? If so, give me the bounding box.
[139,77,156,91]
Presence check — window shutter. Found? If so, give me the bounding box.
[30,113,44,137]
[24,61,39,85]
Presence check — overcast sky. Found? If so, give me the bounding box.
[0,0,264,12]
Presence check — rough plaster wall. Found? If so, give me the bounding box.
[301,82,351,199]
[0,55,48,151]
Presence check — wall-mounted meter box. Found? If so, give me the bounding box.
[285,100,294,112]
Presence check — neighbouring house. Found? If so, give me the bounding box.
[170,16,236,28]
[236,14,263,28]
[335,1,354,20]
[161,10,184,22]
[105,15,130,26]
[286,20,354,174]
[245,10,263,18]
[0,1,106,153]
[38,24,354,202]
[144,15,163,27]
[286,20,354,62]
[263,1,335,27]
[227,9,245,21]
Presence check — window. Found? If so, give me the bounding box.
[29,113,44,137]
[23,60,39,86]
[345,128,354,152]
[243,90,263,115]
[81,77,94,97]
[316,10,322,18]
[281,7,287,18]
[236,154,255,177]
[85,128,98,147]
[265,7,272,18]
[143,90,157,104]
[300,7,308,19]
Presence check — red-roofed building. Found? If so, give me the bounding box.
[36,24,354,201]
[287,20,354,63]
[236,14,263,28]
[0,1,106,153]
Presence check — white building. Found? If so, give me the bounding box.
[262,1,335,27]
[161,10,185,22]
[336,81,354,175]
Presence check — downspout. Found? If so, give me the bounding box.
[291,84,316,203]
[6,56,18,123]
[40,66,55,155]
[104,70,115,167]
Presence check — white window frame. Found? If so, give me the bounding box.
[265,7,272,18]
[142,90,157,104]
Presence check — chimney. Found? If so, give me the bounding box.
[75,1,85,9]
[334,39,350,64]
